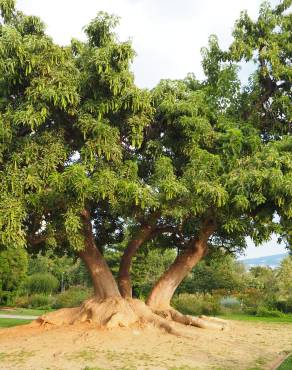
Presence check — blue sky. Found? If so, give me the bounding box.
[240,236,287,260]
[17,0,287,258]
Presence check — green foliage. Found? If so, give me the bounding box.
[0,3,152,256]
[0,0,291,306]
[178,253,246,294]
[131,248,176,298]
[53,286,92,308]
[141,3,292,251]
[276,256,292,299]
[14,286,92,309]
[229,0,292,136]
[24,273,59,294]
[0,0,15,22]
[84,12,120,48]
[0,247,28,304]
[233,259,292,315]
[15,293,53,309]
[27,293,53,309]
[276,297,292,314]
[172,293,221,316]
[238,287,275,315]
[28,251,92,289]
[255,306,284,318]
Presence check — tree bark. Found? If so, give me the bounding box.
[146,221,215,310]
[118,224,156,298]
[78,210,121,300]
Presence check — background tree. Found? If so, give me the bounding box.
[131,248,176,298]
[0,247,28,304]
[28,250,91,290]
[276,256,292,300]
[178,252,246,295]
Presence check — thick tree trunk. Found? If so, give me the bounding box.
[39,214,226,332]
[118,224,156,298]
[146,221,215,310]
[78,210,121,300]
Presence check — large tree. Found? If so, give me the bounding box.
[117,0,292,323]
[0,0,291,333]
[0,0,163,329]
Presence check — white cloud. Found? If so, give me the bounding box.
[17,0,278,88]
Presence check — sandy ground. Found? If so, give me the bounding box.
[0,319,291,370]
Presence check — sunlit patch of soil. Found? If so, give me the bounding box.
[0,319,291,369]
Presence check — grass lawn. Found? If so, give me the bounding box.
[0,318,31,328]
[219,313,292,323]
[0,307,53,328]
[1,308,292,329]
[0,307,52,316]
[278,355,292,370]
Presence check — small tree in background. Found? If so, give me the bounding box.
[25,272,59,295]
[28,251,91,289]
[0,247,28,304]
[178,253,246,294]
[275,256,292,312]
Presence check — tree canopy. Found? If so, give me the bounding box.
[0,0,152,254]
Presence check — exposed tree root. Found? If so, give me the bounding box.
[36,297,186,336]
[37,299,228,335]
[153,308,229,330]
[36,307,81,326]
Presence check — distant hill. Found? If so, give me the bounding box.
[240,253,289,269]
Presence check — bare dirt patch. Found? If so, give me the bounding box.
[0,319,291,370]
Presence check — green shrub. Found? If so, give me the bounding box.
[14,294,54,309]
[243,307,258,315]
[29,294,53,309]
[172,293,221,316]
[24,273,59,294]
[0,291,15,305]
[256,306,284,318]
[276,298,292,314]
[237,288,276,314]
[13,295,30,308]
[53,286,92,308]
[0,247,28,304]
